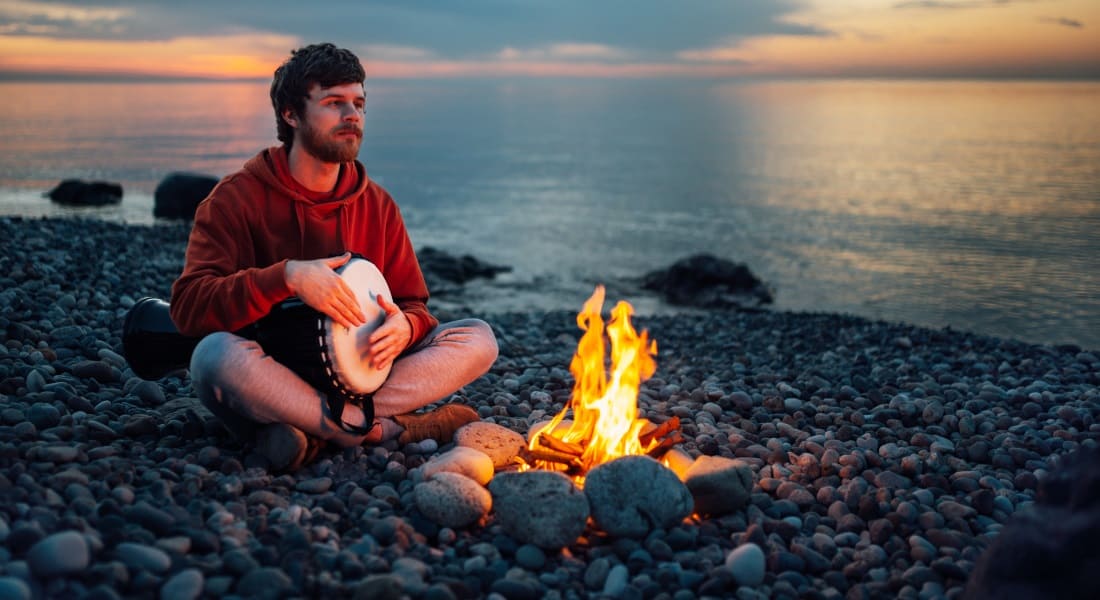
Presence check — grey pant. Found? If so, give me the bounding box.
[189,319,498,447]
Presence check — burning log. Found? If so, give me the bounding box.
[520,446,584,471]
[537,432,585,457]
[645,431,685,460]
[639,415,680,447]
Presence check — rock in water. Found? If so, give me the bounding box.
[641,253,773,309]
[489,471,589,550]
[683,455,755,516]
[414,472,492,529]
[964,446,1100,600]
[154,172,218,220]
[47,179,123,206]
[584,455,693,538]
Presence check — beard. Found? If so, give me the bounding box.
[298,118,362,163]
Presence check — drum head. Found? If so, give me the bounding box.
[325,258,394,394]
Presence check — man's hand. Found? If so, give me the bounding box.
[285,253,366,329]
[367,295,412,370]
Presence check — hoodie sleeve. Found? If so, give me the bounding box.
[375,191,438,348]
[170,179,294,336]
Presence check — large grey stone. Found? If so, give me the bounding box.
[414,472,492,529]
[489,470,589,550]
[454,421,525,469]
[683,455,754,516]
[584,455,693,538]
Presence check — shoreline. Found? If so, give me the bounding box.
[0,216,1098,598]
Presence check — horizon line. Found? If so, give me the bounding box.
[2,70,1099,84]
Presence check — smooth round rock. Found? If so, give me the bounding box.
[421,446,495,486]
[27,530,90,577]
[725,543,766,586]
[683,455,755,516]
[489,470,589,549]
[414,472,492,529]
[454,422,526,468]
[160,568,204,600]
[115,542,171,573]
[0,577,30,600]
[584,455,693,538]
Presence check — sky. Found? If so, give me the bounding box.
[0,0,1097,80]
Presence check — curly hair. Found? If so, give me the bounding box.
[270,43,365,147]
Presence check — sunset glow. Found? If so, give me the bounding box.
[0,0,1096,80]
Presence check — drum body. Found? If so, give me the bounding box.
[254,258,394,400]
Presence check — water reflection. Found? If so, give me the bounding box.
[0,79,1097,348]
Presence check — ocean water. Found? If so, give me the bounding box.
[1,79,1098,350]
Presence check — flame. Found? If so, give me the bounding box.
[526,285,658,481]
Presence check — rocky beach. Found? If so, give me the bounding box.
[0,216,1098,599]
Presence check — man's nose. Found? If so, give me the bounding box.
[341,104,362,121]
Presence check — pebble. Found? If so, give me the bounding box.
[160,568,203,600]
[585,456,693,538]
[420,446,495,485]
[454,421,526,468]
[414,472,492,529]
[27,530,89,577]
[683,455,754,516]
[725,543,766,586]
[0,217,1095,600]
[115,542,172,573]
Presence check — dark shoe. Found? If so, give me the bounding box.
[393,403,480,445]
[256,423,324,472]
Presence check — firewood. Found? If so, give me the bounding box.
[526,447,584,470]
[537,432,584,457]
[639,415,680,447]
[645,431,685,459]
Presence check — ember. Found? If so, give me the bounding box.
[519,286,684,484]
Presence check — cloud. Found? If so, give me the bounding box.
[0,0,133,37]
[894,1,980,8]
[0,0,822,58]
[1038,16,1084,28]
[893,0,1044,8]
[496,43,631,63]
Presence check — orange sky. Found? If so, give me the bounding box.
[0,0,1096,79]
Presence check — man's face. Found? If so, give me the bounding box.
[291,82,365,163]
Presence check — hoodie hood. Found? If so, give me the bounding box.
[242,146,369,256]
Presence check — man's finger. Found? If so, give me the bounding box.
[335,281,366,325]
[325,252,352,269]
[376,294,401,316]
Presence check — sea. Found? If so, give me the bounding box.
[1,78,1097,350]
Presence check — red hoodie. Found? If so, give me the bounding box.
[170,146,437,346]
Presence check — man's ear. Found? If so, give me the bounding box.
[282,107,299,129]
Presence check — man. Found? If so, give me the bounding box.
[171,43,497,471]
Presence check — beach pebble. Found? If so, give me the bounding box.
[683,455,754,516]
[27,530,90,577]
[489,470,589,549]
[585,455,693,538]
[0,578,30,600]
[236,567,293,598]
[160,568,203,600]
[421,446,495,485]
[115,542,171,573]
[414,472,492,529]
[454,421,525,468]
[725,543,766,586]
